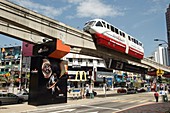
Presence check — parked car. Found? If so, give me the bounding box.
[127,88,137,94]
[137,88,146,93]
[0,92,24,105]
[117,88,127,93]
[17,91,29,101]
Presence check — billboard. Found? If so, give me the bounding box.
[0,46,21,60]
[29,56,68,105]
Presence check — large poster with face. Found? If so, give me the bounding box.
[28,56,68,106]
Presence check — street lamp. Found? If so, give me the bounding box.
[154,39,168,45]
[158,43,168,46]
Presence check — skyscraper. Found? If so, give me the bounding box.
[154,46,169,66]
[165,4,170,65]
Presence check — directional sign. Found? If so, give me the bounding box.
[156,69,164,76]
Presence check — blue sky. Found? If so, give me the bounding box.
[1,0,170,57]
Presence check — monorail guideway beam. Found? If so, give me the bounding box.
[0,0,96,50]
[0,20,44,44]
[0,0,170,73]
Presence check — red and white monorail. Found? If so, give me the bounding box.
[83,19,144,59]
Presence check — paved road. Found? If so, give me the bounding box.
[0,92,169,113]
[23,93,161,113]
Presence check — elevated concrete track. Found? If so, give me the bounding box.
[0,0,170,73]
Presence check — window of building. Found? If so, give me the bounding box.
[12,61,15,64]
[89,59,93,63]
[68,58,73,62]
[1,62,5,66]
[1,68,4,72]
[16,61,20,65]
[5,68,9,72]
[5,62,9,65]
[78,58,82,63]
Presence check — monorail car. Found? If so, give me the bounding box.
[83,19,144,59]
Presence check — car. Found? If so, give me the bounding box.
[127,88,137,94]
[137,88,146,93]
[117,88,127,93]
[17,91,29,101]
[0,92,24,105]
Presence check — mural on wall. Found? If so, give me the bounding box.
[29,56,68,105]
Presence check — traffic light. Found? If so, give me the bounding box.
[157,76,162,83]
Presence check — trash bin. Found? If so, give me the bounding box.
[164,94,168,102]
[90,93,94,99]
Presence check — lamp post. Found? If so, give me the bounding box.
[154,39,168,45]
[154,39,169,66]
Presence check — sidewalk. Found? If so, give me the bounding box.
[0,90,170,113]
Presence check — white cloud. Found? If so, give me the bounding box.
[9,0,70,18]
[67,0,83,4]
[68,0,124,18]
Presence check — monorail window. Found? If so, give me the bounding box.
[134,39,137,44]
[122,32,125,37]
[115,28,119,34]
[85,21,95,26]
[111,26,115,32]
[119,31,122,36]
[101,21,106,27]
[119,31,125,37]
[88,21,95,26]
[96,21,103,27]
[128,36,131,40]
[136,40,138,44]
[131,38,134,42]
[107,24,110,29]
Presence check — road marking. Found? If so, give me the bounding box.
[48,109,76,113]
[87,111,98,113]
[81,105,121,111]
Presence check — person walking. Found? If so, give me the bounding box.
[154,91,159,102]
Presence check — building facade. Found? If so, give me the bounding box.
[154,46,169,66]
[166,4,170,64]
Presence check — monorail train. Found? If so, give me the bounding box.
[83,19,144,59]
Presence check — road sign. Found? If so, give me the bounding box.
[156,69,164,76]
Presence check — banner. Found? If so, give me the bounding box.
[29,56,68,105]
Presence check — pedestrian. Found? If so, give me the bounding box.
[154,91,159,102]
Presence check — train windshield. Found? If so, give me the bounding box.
[84,21,96,26]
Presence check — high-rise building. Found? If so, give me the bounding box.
[165,4,170,64]
[154,46,169,66]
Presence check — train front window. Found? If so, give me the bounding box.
[95,21,103,27]
[85,21,95,26]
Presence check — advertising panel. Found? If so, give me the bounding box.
[29,56,68,105]
[0,46,21,60]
